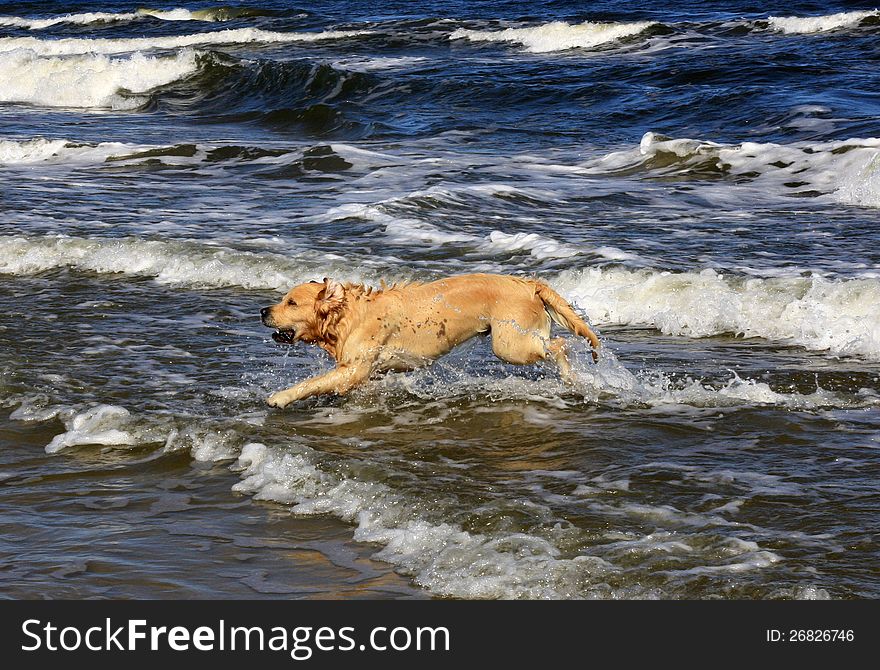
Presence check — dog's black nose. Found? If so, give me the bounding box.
[260,307,270,321]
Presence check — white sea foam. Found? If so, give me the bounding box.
[835,151,880,207]
[330,56,429,72]
[0,137,295,166]
[1,138,70,163]
[768,10,878,34]
[0,11,140,29]
[556,265,880,359]
[383,218,475,245]
[135,7,259,23]
[382,217,582,259]
[0,27,372,56]
[343,205,629,262]
[8,394,70,423]
[0,7,252,30]
[44,405,137,454]
[12,391,800,597]
[638,372,847,410]
[483,230,581,260]
[589,131,880,206]
[0,138,159,164]
[0,49,200,109]
[231,442,619,598]
[3,233,880,359]
[450,20,657,53]
[0,235,366,291]
[164,425,242,462]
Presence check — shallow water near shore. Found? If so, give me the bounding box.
[2,0,880,599]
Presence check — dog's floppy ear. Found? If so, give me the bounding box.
[316,277,345,316]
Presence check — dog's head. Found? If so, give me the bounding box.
[260,278,346,345]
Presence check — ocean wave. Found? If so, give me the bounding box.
[384,217,631,262]
[164,56,378,134]
[230,441,625,598]
[557,266,880,360]
[0,49,200,109]
[0,6,271,30]
[0,137,375,179]
[2,234,879,359]
[0,48,377,129]
[337,204,635,262]
[767,10,879,34]
[329,55,429,72]
[587,131,880,206]
[450,20,659,53]
[0,138,108,163]
[0,27,372,56]
[8,394,813,598]
[0,235,368,291]
[137,6,275,23]
[7,395,828,598]
[0,137,289,166]
[0,11,140,29]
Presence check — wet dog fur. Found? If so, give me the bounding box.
[260,273,600,408]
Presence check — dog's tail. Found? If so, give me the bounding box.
[534,282,600,362]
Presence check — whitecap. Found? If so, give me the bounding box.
[768,10,878,34]
[0,27,372,56]
[450,20,657,53]
[0,49,200,109]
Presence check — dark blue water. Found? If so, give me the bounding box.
[1,1,879,599]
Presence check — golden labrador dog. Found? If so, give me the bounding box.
[260,273,600,408]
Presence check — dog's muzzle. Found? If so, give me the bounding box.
[261,306,297,344]
[271,329,297,344]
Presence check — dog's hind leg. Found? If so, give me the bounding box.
[490,320,577,385]
[546,337,575,383]
[489,318,549,367]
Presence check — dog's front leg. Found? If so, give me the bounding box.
[267,363,371,408]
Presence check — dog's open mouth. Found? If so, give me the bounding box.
[271,329,297,344]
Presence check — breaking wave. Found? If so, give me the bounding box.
[2,233,879,359]
[0,48,200,109]
[0,27,372,56]
[557,266,880,359]
[5,392,852,598]
[587,131,880,206]
[767,10,879,34]
[0,6,271,30]
[450,19,659,53]
[0,49,378,134]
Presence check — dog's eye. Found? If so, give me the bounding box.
[287,299,297,306]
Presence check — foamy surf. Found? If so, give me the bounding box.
[136,7,271,22]
[13,390,806,598]
[6,391,816,598]
[0,7,265,30]
[0,235,369,291]
[767,10,879,34]
[0,27,372,56]
[450,20,657,53]
[231,441,623,599]
[0,138,289,166]
[0,11,140,30]
[587,131,880,206]
[378,212,618,261]
[0,49,200,109]
[557,266,880,360]
[2,233,879,360]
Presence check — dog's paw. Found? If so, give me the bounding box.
[266,392,291,409]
